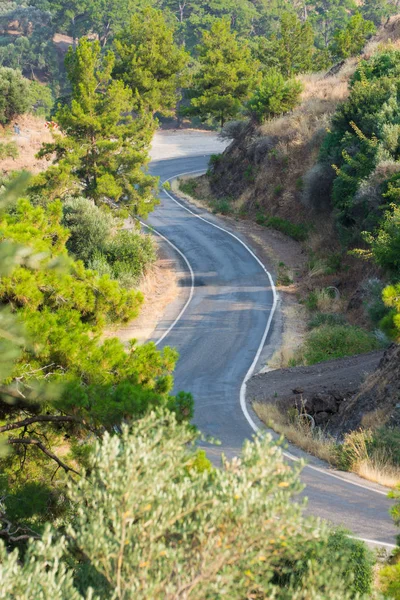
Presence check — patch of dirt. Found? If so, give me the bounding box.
[247,350,384,435]
[103,242,178,346]
[0,115,53,175]
[337,343,400,433]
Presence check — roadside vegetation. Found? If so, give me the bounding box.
[254,402,400,489]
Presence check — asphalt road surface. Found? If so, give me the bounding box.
[147,135,396,549]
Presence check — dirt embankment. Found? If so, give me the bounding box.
[247,350,384,436]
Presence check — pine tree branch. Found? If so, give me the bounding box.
[0,414,84,434]
[0,512,41,543]
[7,438,80,476]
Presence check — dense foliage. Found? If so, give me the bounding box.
[247,69,303,123]
[313,49,400,341]
[62,197,156,288]
[34,38,157,214]
[186,20,257,127]
[0,66,30,124]
[113,8,188,117]
[0,412,375,599]
[0,180,192,541]
[0,0,391,100]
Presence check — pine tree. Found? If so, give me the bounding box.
[330,13,376,59]
[187,19,257,127]
[307,0,357,49]
[270,12,315,78]
[113,8,189,117]
[35,38,157,215]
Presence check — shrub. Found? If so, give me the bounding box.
[325,529,374,597]
[179,178,198,197]
[302,163,335,211]
[0,141,18,159]
[382,283,400,340]
[256,213,308,241]
[209,198,232,215]
[330,13,376,60]
[0,67,30,123]
[369,427,400,466]
[28,81,54,118]
[379,562,400,599]
[209,153,221,167]
[363,204,400,276]
[0,412,370,599]
[246,69,303,123]
[301,324,380,364]
[104,229,156,287]
[219,119,248,140]
[62,196,114,264]
[308,312,347,329]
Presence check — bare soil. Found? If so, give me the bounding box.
[248,351,383,435]
[0,115,53,175]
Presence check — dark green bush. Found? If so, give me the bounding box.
[63,197,114,264]
[255,213,308,241]
[0,66,30,123]
[326,529,374,597]
[179,179,199,197]
[104,229,156,287]
[210,198,232,215]
[246,69,303,123]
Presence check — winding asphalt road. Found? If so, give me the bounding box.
[146,141,396,549]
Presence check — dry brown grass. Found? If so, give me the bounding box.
[361,408,390,430]
[355,458,400,489]
[0,114,53,175]
[253,401,338,465]
[254,402,400,488]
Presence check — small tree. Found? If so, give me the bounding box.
[187,19,257,127]
[362,204,400,276]
[113,7,189,116]
[0,67,30,124]
[35,38,157,216]
[331,13,376,59]
[247,70,303,123]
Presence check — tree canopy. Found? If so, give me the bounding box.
[34,38,157,215]
[113,8,189,117]
[186,20,257,126]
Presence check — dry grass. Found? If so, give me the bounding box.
[355,457,400,489]
[253,401,338,465]
[254,402,400,488]
[313,288,343,313]
[361,408,389,430]
[0,114,53,175]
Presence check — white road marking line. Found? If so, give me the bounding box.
[350,537,396,549]
[157,169,394,505]
[139,221,195,347]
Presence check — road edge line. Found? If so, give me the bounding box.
[139,221,195,347]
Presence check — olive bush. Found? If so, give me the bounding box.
[0,413,372,599]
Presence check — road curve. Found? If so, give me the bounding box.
[146,150,396,548]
